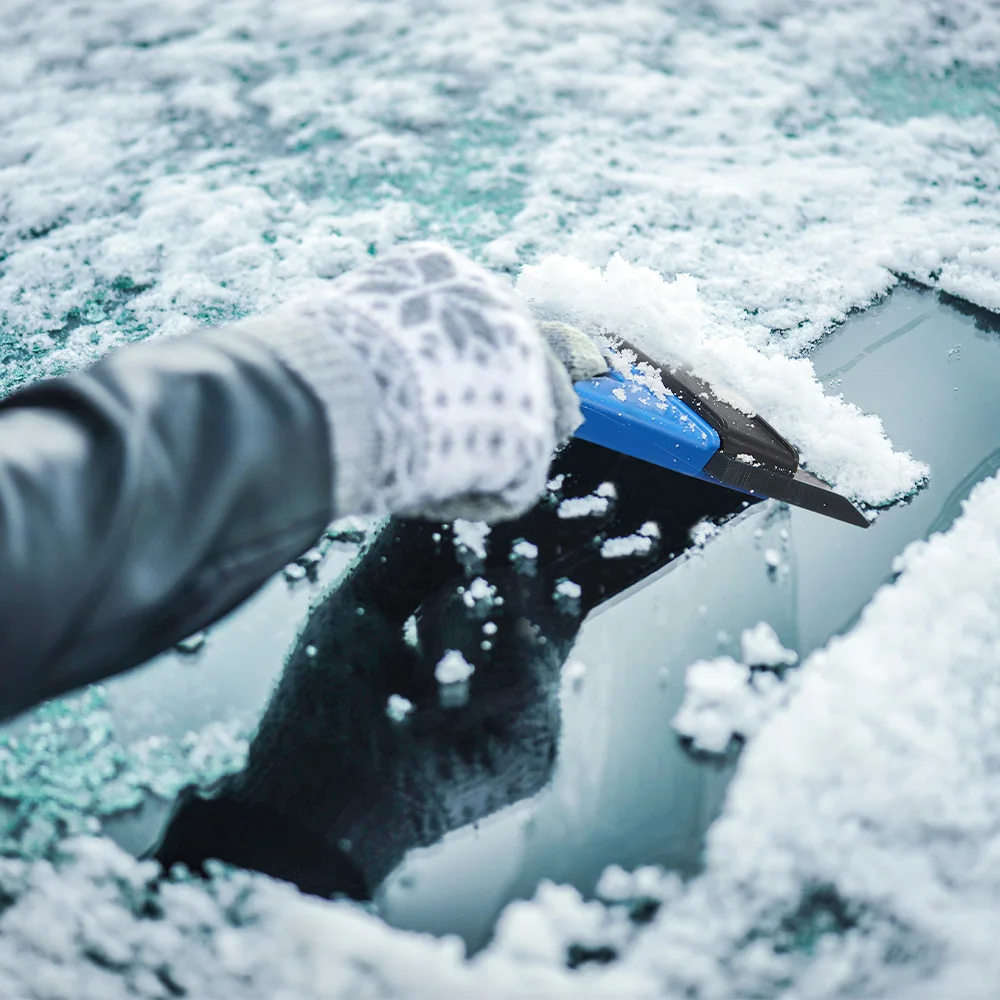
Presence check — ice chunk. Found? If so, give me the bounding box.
[402,615,418,648]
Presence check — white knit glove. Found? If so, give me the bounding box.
[241,243,604,523]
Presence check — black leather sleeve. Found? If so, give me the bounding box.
[0,327,333,720]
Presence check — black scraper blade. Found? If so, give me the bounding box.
[627,343,871,529]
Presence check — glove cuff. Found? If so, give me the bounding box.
[238,311,380,518]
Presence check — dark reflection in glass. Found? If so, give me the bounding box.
[151,438,749,901]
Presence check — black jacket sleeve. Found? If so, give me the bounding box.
[0,327,333,720]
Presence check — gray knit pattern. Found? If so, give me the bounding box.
[245,243,576,522]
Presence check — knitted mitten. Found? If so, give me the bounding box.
[242,243,601,523]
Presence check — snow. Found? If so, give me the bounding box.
[434,650,476,686]
[510,539,539,561]
[519,254,929,506]
[601,533,655,559]
[690,519,720,547]
[642,469,1000,997]
[2,0,1000,994]
[557,493,610,519]
[0,688,249,858]
[452,519,490,560]
[740,621,798,667]
[386,694,414,723]
[461,577,496,608]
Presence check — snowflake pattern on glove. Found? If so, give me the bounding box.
[273,243,563,521]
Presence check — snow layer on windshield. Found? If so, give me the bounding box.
[519,255,928,503]
[3,0,1000,995]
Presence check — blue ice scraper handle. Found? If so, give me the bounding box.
[573,369,721,482]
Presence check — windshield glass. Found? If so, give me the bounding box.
[2,3,1000,996]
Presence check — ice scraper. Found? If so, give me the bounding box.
[571,342,870,528]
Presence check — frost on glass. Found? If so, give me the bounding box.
[0,688,248,859]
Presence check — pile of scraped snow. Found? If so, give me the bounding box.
[4,464,1000,999]
[608,467,1000,998]
[518,254,928,506]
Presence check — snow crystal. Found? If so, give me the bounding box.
[600,534,654,559]
[434,650,475,686]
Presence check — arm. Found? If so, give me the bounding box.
[0,327,332,719]
[0,241,582,721]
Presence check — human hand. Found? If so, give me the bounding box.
[247,242,605,523]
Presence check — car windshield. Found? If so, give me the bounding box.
[1,3,1000,997]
